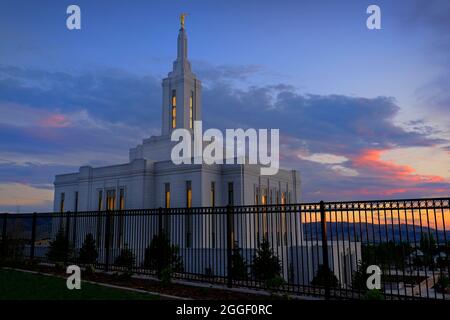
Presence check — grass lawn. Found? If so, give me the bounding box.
[0,269,160,300]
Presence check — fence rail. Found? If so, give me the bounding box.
[1,197,449,300]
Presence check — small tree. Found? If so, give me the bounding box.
[420,233,436,255]
[1,220,26,263]
[144,233,183,275]
[252,238,281,281]
[114,245,135,270]
[231,242,248,280]
[435,275,450,294]
[352,260,370,292]
[363,289,384,300]
[436,255,449,268]
[418,233,436,268]
[1,238,25,263]
[78,233,98,264]
[311,264,339,288]
[46,228,72,262]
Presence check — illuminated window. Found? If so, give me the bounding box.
[164,183,170,208]
[210,182,215,207]
[186,181,193,247]
[106,190,116,245]
[164,183,171,234]
[171,90,176,129]
[186,181,192,208]
[189,91,194,129]
[262,188,267,238]
[119,188,125,210]
[106,190,116,211]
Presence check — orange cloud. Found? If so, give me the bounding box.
[352,149,445,184]
[38,114,71,128]
[0,183,53,206]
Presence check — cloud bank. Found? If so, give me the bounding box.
[0,63,449,211]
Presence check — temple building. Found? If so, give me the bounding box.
[53,19,301,214]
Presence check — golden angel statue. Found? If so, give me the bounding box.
[180,13,188,29]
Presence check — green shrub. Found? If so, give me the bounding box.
[265,275,286,290]
[160,267,173,286]
[252,238,281,281]
[78,233,98,264]
[111,270,133,281]
[204,267,213,278]
[84,264,95,276]
[435,275,450,293]
[352,261,370,292]
[1,238,26,263]
[114,245,135,270]
[311,264,339,288]
[46,228,72,263]
[54,261,65,272]
[144,233,183,276]
[363,289,384,300]
[231,242,248,280]
[24,259,38,269]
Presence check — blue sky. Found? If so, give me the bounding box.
[0,0,449,211]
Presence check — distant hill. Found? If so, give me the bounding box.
[3,216,53,241]
[303,222,450,244]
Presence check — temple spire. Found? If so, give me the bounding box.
[161,14,201,136]
[177,13,188,61]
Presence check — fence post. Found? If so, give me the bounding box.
[72,210,77,249]
[64,211,71,265]
[104,211,111,272]
[158,207,163,235]
[157,207,163,277]
[320,201,330,300]
[1,213,7,259]
[30,212,37,261]
[226,205,234,288]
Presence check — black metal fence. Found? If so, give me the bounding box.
[1,197,449,300]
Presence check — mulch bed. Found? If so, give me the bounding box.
[4,262,284,300]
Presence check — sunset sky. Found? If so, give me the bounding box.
[0,0,449,212]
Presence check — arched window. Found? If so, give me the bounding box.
[171,90,176,128]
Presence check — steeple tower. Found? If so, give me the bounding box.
[161,14,202,136]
